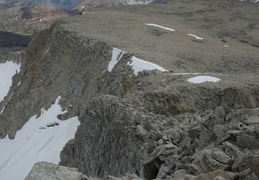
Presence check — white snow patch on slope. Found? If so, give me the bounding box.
[0,96,80,180]
[187,76,221,84]
[0,107,5,115]
[108,48,126,72]
[0,61,20,102]
[240,0,258,2]
[127,56,168,75]
[187,33,204,40]
[172,73,202,75]
[121,0,153,5]
[145,23,176,32]
[173,73,225,76]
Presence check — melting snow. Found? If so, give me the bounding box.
[128,56,168,75]
[121,0,153,5]
[0,96,80,180]
[46,48,50,53]
[0,61,20,102]
[108,48,126,72]
[0,107,5,115]
[172,73,202,75]
[108,47,168,75]
[187,33,204,40]
[145,23,176,32]
[7,91,14,102]
[187,76,221,84]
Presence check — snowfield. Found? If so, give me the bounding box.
[121,0,153,5]
[187,76,221,84]
[128,56,168,75]
[108,47,168,75]
[187,33,204,40]
[0,96,80,180]
[145,23,176,32]
[108,48,126,72]
[0,61,20,102]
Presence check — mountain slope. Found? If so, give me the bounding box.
[0,6,76,35]
[0,0,83,10]
[75,0,166,10]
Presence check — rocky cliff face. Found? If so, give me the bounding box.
[1,0,259,179]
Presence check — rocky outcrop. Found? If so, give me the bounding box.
[0,19,137,138]
[25,162,143,180]
[25,161,90,180]
[60,76,259,179]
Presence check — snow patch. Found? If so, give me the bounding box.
[127,56,168,75]
[0,106,5,115]
[187,76,221,84]
[187,33,204,40]
[145,23,176,32]
[0,61,20,102]
[240,0,258,2]
[121,0,153,5]
[172,73,202,75]
[224,45,229,48]
[173,72,225,76]
[0,96,80,180]
[108,47,168,75]
[108,48,126,72]
[7,91,14,102]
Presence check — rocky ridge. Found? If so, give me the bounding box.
[0,6,76,35]
[0,0,83,10]
[0,0,259,179]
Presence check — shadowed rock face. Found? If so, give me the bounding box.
[0,31,31,47]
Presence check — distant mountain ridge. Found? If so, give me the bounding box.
[0,0,166,10]
[0,6,75,35]
[0,0,82,10]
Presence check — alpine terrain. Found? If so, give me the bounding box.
[0,0,259,180]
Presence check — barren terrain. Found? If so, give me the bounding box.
[63,0,259,76]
